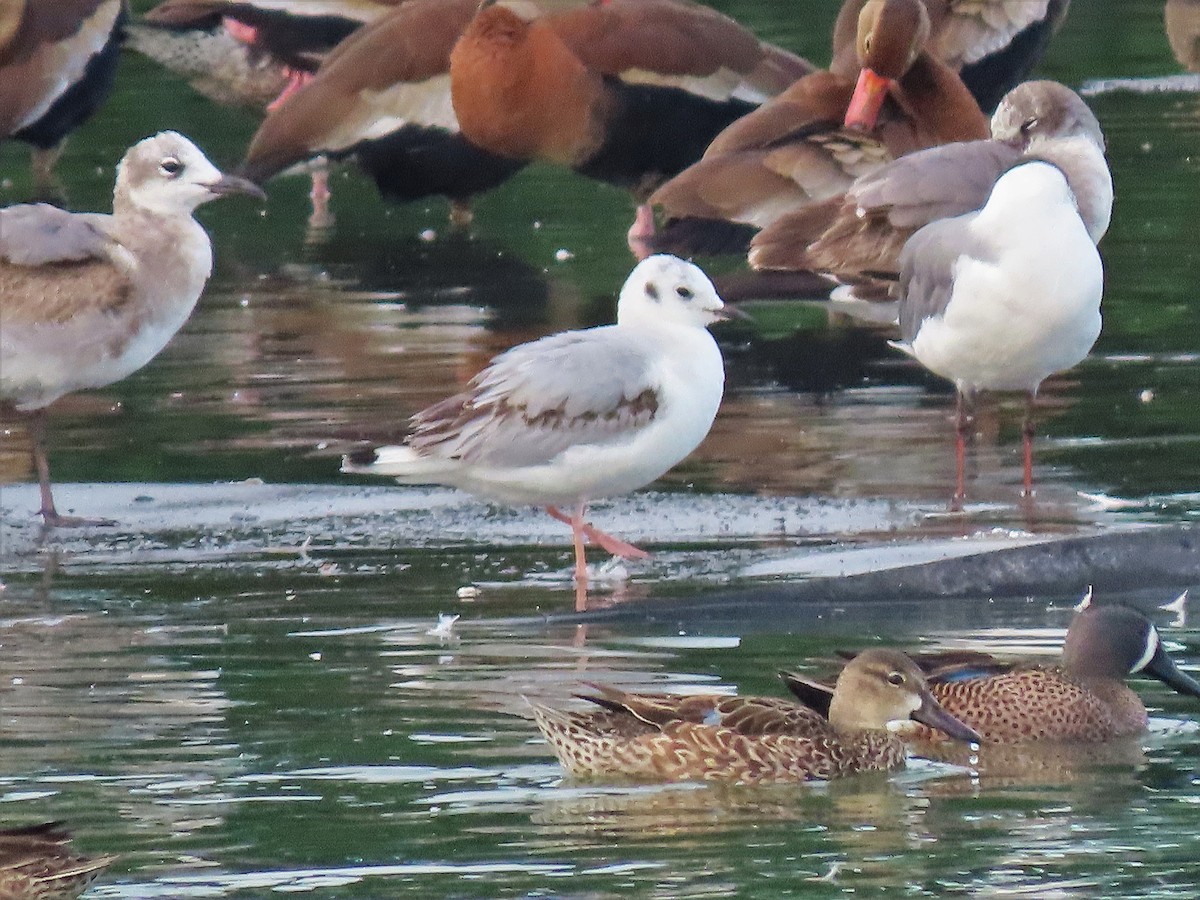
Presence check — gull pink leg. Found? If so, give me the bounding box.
[581,523,650,560]
[953,391,970,504]
[547,505,591,605]
[28,409,114,528]
[546,504,649,560]
[1021,392,1037,498]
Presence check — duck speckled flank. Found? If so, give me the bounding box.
[0,822,115,900]
[529,648,980,784]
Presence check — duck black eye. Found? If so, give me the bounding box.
[676,285,694,301]
[1019,117,1040,136]
[160,157,183,177]
[887,671,905,686]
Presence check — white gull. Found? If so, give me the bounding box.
[893,157,1105,502]
[342,254,737,609]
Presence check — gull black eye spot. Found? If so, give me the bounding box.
[645,282,660,301]
[1019,117,1039,136]
[887,671,905,686]
[160,157,184,177]
[676,285,694,301]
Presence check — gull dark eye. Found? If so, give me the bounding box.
[676,285,694,300]
[645,282,660,301]
[160,157,184,177]
[887,671,905,686]
[1019,117,1040,136]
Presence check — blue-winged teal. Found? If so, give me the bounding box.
[0,822,115,900]
[783,601,1200,744]
[529,648,980,784]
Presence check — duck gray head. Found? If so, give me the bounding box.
[1063,601,1200,699]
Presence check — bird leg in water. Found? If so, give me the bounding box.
[1021,391,1038,497]
[545,504,650,562]
[30,144,66,199]
[547,502,649,608]
[953,391,974,504]
[27,408,114,528]
[307,159,334,233]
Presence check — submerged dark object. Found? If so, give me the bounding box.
[556,524,1200,626]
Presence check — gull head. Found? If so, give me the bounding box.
[990,80,1105,152]
[116,131,267,216]
[616,254,730,328]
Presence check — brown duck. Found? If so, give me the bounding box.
[784,601,1200,744]
[0,822,115,900]
[529,648,980,784]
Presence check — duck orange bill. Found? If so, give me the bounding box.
[844,68,891,131]
[912,691,982,743]
[1143,641,1200,699]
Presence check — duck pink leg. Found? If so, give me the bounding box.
[307,162,334,232]
[223,17,258,46]
[267,68,314,112]
[627,204,656,260]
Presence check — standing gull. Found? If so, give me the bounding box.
[1,131,265,527]
[893,155,1104,502]
[748,81,1111,298]
[343,255,737,610]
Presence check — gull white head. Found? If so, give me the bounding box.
[115,131,267,217]
[616,254,728,328]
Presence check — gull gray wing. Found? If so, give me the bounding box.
[846,139,1018,229]
[409,327,662,469]
[0,203,114,264]
[0,204,133,326]
[753,140,1017,279]
[897,210,990,343]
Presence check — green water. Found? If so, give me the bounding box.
[2,0,1200,896]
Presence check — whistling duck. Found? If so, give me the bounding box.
[0,0,127,193]
[0,133,264,527]
[127,0,405,227]
[830,0,1072,114]
[127,0,405,111]
[447,0,813,239]
[749,82,1111,300]
[645,0,989,258]
[238,0,545,228]
[529,649,979,783]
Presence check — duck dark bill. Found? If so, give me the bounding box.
[911,690,981,744]
[1142,639,1200,699]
